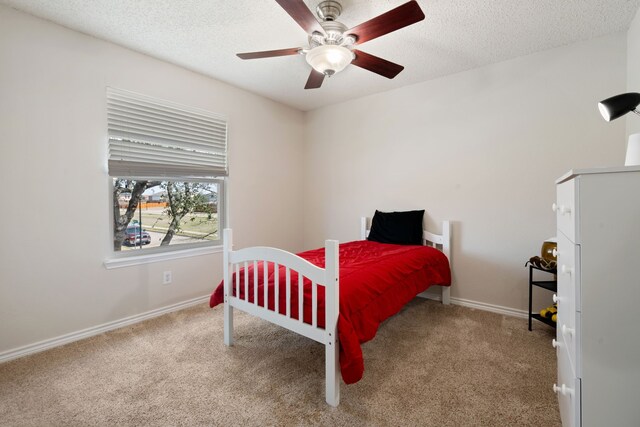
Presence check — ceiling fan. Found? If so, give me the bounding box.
[236,0,425,89]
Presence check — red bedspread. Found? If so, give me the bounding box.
[209,240,451,384]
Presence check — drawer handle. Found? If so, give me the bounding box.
[552,294,558,303]
[561,265,573,275]
[552,248,558,257]
[551,339,560,348]
[562,324,575,337]
[551,203,572,215]
[553,383,574,396]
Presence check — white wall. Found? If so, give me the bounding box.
[628,7,640,136]
[0,6,305,355]
[303,33,627,311]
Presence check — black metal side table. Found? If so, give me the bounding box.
[528,264,557,331]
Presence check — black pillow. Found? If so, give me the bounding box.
[367,210,424,245]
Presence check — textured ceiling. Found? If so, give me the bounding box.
[2,0,639,111]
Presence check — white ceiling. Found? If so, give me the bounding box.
[2,0,639,111]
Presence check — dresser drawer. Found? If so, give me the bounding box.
[556,232,581,311]
[556,179,578,243]
[556,232,581,375]
[556,345,581,427]
[557,305,580,378]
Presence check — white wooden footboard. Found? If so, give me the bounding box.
[223,229,340,406]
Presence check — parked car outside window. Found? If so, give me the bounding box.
[124,224,151,246]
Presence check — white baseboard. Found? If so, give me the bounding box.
[0,295,210,364]
[419,291,527,319]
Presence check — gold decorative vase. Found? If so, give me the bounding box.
[541,238,557,261]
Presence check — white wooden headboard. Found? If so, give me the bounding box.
[359,216,451,260]
[359,216,452,305]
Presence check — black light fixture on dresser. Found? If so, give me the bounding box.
[598,92,640,121]
[598,92,640,166]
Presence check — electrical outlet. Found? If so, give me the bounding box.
[163,271,172,285]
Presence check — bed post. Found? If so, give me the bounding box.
[223,228,234,346]
[441,221,451,305]
[324,239,340,407]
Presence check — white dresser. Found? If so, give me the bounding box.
[553,167,640,427]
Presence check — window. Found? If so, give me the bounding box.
[107,87,228,253]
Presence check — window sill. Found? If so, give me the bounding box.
[104,245,222,269]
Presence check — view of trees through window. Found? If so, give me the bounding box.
[113,179,220,251]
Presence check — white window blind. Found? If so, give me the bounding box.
[107,87,228,178]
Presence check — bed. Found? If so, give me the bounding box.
[209,215,452,406]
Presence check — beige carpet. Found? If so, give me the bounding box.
[0,299,560,426]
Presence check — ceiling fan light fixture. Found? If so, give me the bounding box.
[305,44,353,76]
[238,0,425,89]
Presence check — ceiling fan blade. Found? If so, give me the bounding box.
[237,47,301,60]
[275,0,325,35]
[304,69,325,89]
[346,0,425,45]
[352,50,404,79]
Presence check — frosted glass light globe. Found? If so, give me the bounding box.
[305,45,354,76]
